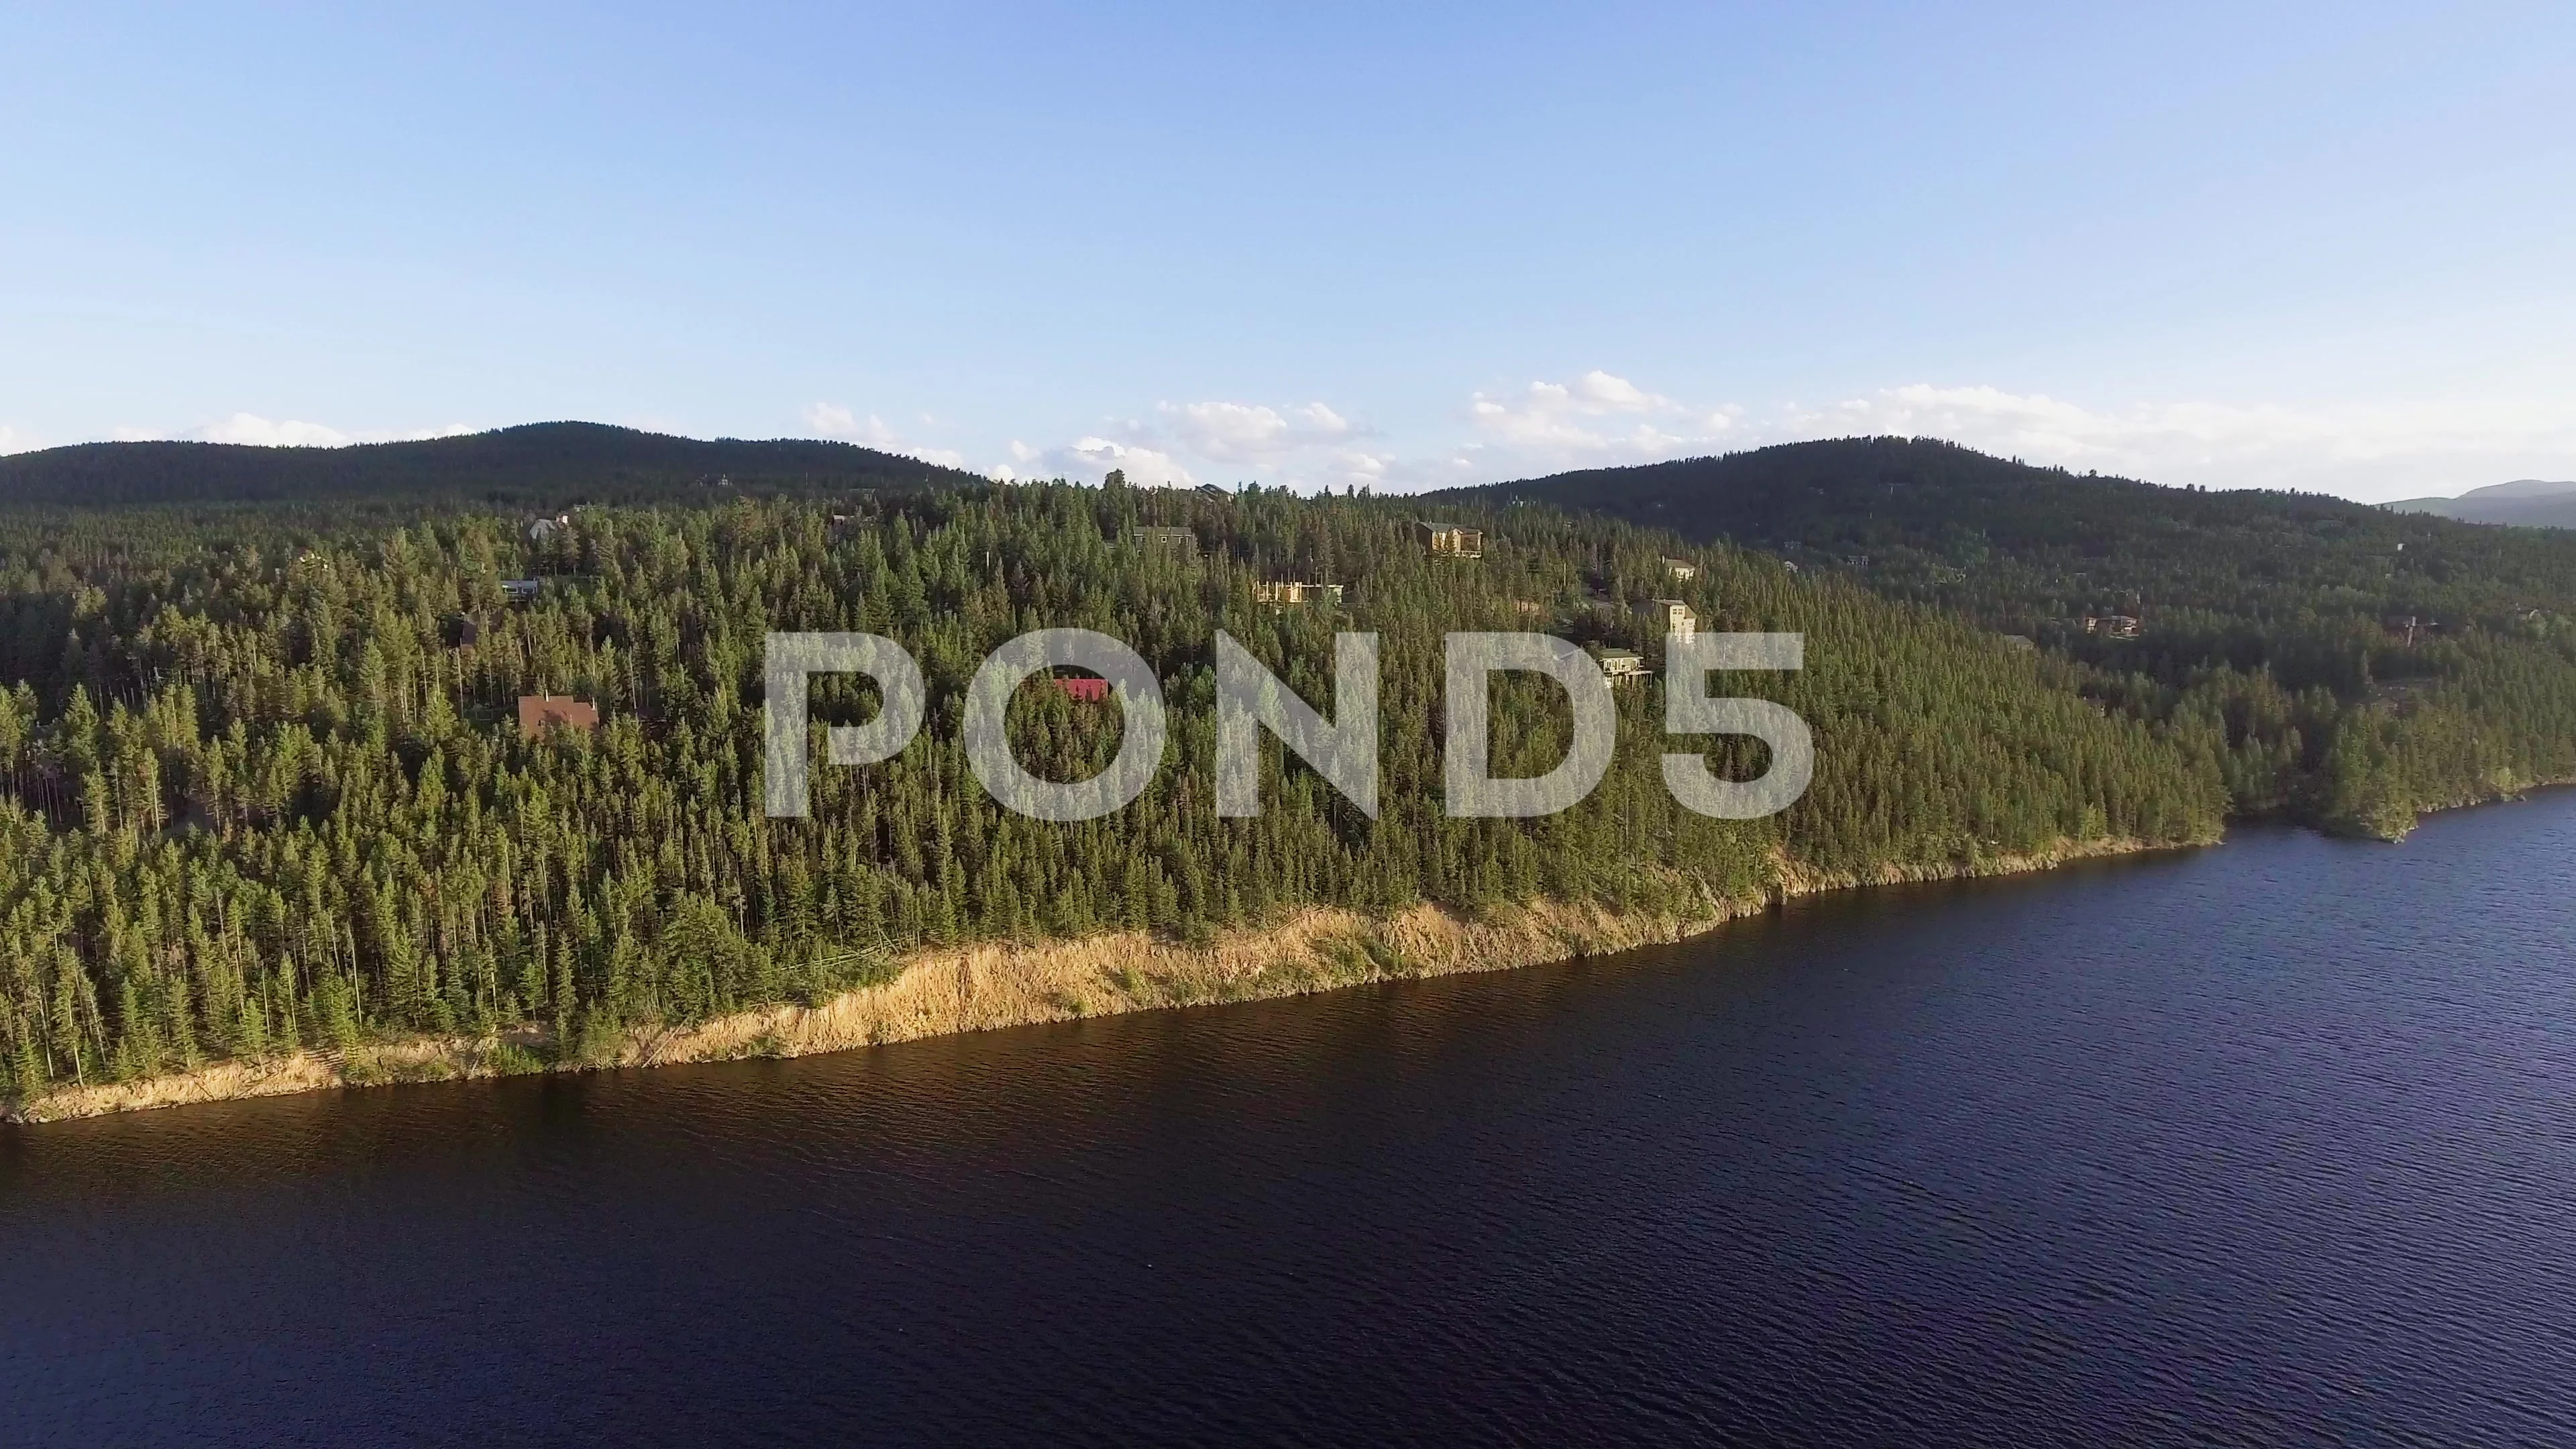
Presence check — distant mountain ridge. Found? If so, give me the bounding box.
[1436,438,2576,602]
[1433,435,2463,586]
[0,421,976,508]
[2385,478,2576,529]
[2466,478,2576,500]
[1433,433,2576,839]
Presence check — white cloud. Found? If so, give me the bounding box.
[0,424,36,456]
[802,402,967,470]
[1454,370,1736,476]
[105,414,481,448]
[1400,372,2576,500]
[200,413,357,447]
[1773,385,2576,500]
[1159,400,1357,466]
[993,398,1386,490]
[1000,436,1196,488]
[1323,447,1390,484]
[802,402,896,446]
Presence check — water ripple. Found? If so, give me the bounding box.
[5,802,2576,1445]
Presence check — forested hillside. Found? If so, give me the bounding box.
[0,423,971,510]
[0,481,2220,1103]
[1445,437,2576,836]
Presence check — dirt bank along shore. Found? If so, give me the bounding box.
[7,839,2174,1125]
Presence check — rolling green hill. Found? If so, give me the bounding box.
[1438,436,2576,836]
[0,422,975,511]
[1441,436,2576,629]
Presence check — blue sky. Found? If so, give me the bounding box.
[4,2,2571,499]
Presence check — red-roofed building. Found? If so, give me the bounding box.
[517,695,600,737]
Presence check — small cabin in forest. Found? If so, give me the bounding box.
[1050,674,1111,704]
[1662,557,1699,581]
[517,695,600,738]
[1596,648,1648,681]
[1133,526,1199,561]
[1416,521,1483,559]
[502,579,542,604]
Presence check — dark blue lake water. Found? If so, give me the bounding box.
[6,796,2575,1446]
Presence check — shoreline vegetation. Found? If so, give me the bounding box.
[5,836,2184,1126]
[0,481,2238,1130]
[13,433,2576,1128]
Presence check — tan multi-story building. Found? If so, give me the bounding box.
[1415,521,1483,558]
[1642,598,1698,638]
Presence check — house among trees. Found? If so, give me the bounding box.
[502,578,542,603]
[1416,521,1483,558]
[1252,580,1344,606]
[526,513,572,543]
[517,695,600,738]
[2084,613,2143,640]
[1662,557,1699,581]
[1642,598,1698,637]
[1595,647,1648,681]
[1049,673,1111,704]
[1133,525,1199,561]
